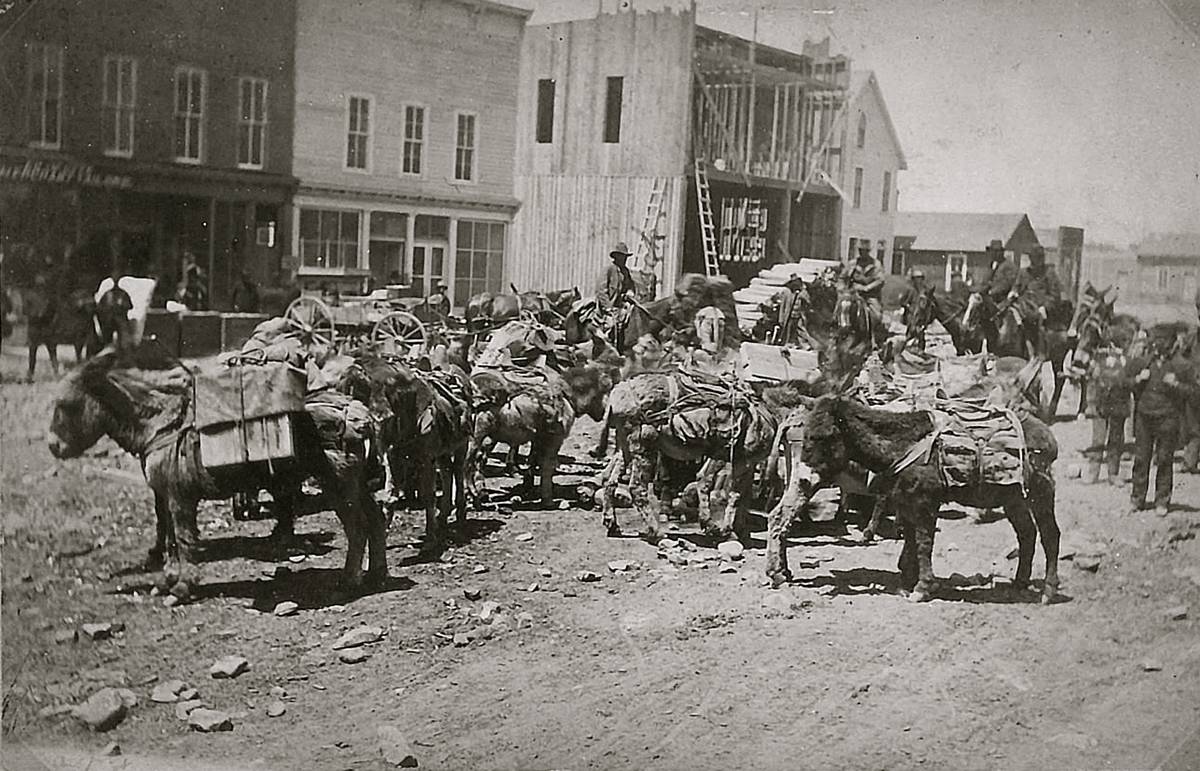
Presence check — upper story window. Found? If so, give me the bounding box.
[237,77,268,169]
[536,79,555,144]
[402,105,425,176]
[28,43,64,149]
[346,95,371,171]
[852,167,863,209]
[173,67,206,163]
[454,112,476,182]
[603,76,623,144]
[856,112,866,148]
[102,55,136,157]
[881,170,892,212]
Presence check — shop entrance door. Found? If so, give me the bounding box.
[410,241,446,297]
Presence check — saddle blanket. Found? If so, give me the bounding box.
[892,400,1026,490]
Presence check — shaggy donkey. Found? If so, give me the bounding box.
[48,344,387,599]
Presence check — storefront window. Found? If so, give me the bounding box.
[455,220,505,301]
[369,211,407,284]
[414,214,449,241]
[300,208,360,270]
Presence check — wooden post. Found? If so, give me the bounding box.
[207,196,216,301]
[745,7,757,175]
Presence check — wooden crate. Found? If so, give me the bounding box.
[199,414,296,469]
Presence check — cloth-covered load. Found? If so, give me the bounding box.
[659,369,768,448]
[891,400,1027,489]
[306,388,374,458]
[195,359,307,469]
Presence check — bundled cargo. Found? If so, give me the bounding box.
[194,358,307,470]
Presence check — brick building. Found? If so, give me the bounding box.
[0,0,297,306]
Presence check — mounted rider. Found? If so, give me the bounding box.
[1013,245,1063,356]
[596,241,637,343]
[841,242,888,347]
[979,238,1019,327]
[427,279,451,318]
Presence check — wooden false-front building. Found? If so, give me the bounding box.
[511,6,907,296]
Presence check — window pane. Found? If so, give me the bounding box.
[370,211,407,238]
[189,73,203,113]
[176,75,188,112]
[604,76,623,143]
[300,209,319,239]
[536,79,555,143]
[340,211,359,240]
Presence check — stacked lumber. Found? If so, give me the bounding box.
[731,259,842,329]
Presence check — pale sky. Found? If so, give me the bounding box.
[524,0,1200,247]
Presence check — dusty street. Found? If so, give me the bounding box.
[3,349,1199,771]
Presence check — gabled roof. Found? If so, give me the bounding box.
[1136,233,1200,259]
[895,212,1035,253]
[850,70,907,170]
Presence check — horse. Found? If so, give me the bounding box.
[563,296,675,357]
[465,286,580,332]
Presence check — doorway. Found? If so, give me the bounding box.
[410,241,446,296]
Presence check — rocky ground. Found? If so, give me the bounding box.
[3,344,1200,771]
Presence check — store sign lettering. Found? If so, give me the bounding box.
[0,159,133,189]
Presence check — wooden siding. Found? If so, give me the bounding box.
[515,9,693,177]
[293,0,525,203]
[509,175,685,295]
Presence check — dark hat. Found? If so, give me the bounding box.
[785,273,804,288]
[986,239,1004,251]
[610,242,633,258]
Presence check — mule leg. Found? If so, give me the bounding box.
[539,435,564,505]
[26,336,37,381]
[591,406,611,458]
[1028,473,1060,604]
[1004,497,1038,593]
[627,428,661,542]
[723,464,752,543]
[417,458,442,555]
[148,490,170,570]
[597,451,625,537]
[168,498,202,600]
[695,458,718,533]
[453,446,469,534]
[363,486,389,587]
[1046,366,1066,424]
[909,510,938,602]
[897,517,919,592]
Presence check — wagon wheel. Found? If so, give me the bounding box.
[372,310,427,356]
[284,296,337,352]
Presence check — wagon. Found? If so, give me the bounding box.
[284,291,430,356]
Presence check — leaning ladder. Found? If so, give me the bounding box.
[632,178,667,270]
[694,159,721,277]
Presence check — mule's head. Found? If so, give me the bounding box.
[799,394,848,482]
[48,363,109,459]
[562,364,614,423]
[962,292,987,331]
[906,289,936,338]
[693,306,726,354]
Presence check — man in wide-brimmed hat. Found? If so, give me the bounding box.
[842,242,887,347]
[980,239,1017,306]
[1126,323,1197,514]
[428,278,451,318]
[597,241,636,312]
[769,273,808,345]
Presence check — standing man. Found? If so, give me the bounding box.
[597,241,635,312]
[1126,324,1194,514]
[842,242,887,347]
[632,245,660,303]
[898,268,931,351]
[230,269,261,313]
[428,279,451,318]
[770,274,808,346]
[1083,347,1134,484]
[24,257,60,382]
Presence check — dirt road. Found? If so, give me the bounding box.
[3,353,1199,770]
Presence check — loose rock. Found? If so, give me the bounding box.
[516,612,535,629]
[478,601,501,623]
[332,626,384,650]
[210,655,251,679]
[80,623,113,641]
[576,571,601,582]
[717,541,745,561]
[178,687,198,701]
[339,649,370,664]
[37,704,75,720]
[99,742,122,757]
[719,564,738,574]
[515,532,534,542]
[452,632,470,647]
[273,601,300,617]
[53,629,78,645]
[472,565,488,574]
[1074,555,1102,572]
[266,701,287,718]
[538,568,552,578]
[1142,659,1164,672]
[463,587,483,601]
[115,689,139,709]
[188,708,234,732]
[151,679,188,703]
[175,699,205,721]
[377,725,419,768]
[72,688,128,732]
[1164,605,1189,621]
[607,560,632,572]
